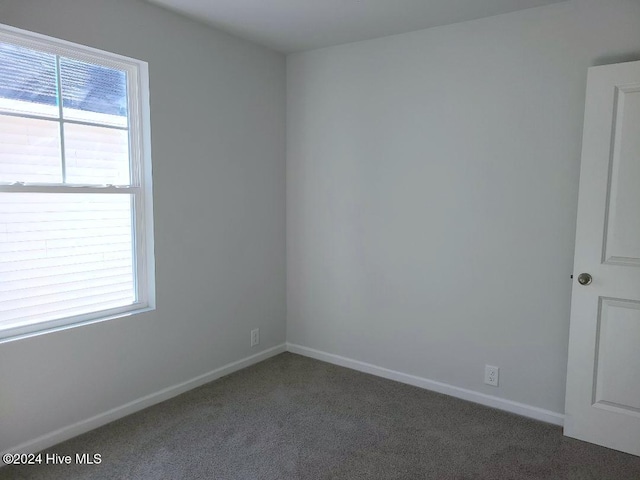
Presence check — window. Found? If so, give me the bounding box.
[0,24,154,341]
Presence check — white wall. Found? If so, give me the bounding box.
[0,0,286,452]
[287,0,640,415]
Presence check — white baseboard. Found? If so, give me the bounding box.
[3,341,564,460]
[2,343,286,458]
[286,343,565,427]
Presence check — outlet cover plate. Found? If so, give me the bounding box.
[485,365,499,387]
[251,328,260,347]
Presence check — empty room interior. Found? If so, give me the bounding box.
[1,0,640,478]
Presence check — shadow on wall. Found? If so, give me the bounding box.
[593,51,640,66]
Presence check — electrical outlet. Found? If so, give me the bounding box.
[250,328,259,347]
[484,365,499,387]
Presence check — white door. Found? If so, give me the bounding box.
[565,60,640,456]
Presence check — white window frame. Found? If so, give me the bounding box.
[0,23,155,342]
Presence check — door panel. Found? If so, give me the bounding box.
[604,86,640,265]
[593,298,640,414]
[565,60,640,457]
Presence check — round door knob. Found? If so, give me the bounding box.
[577,273,592,285]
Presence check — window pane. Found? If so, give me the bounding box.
[64,123,130,185]
[0,192,135,330]
[0,113,62,183]
[60,57,128,128]
[0,42,58,118]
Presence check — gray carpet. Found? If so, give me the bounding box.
[2,352,640,479]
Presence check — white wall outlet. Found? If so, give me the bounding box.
[484,365,499,387]
[250,328,260,347]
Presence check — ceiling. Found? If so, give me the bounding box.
[146,0,567,53]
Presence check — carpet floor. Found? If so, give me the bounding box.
[2,352,640,479]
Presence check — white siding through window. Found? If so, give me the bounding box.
[0,191,134,330]
[0,113,61,183]
[0,102,135,331]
